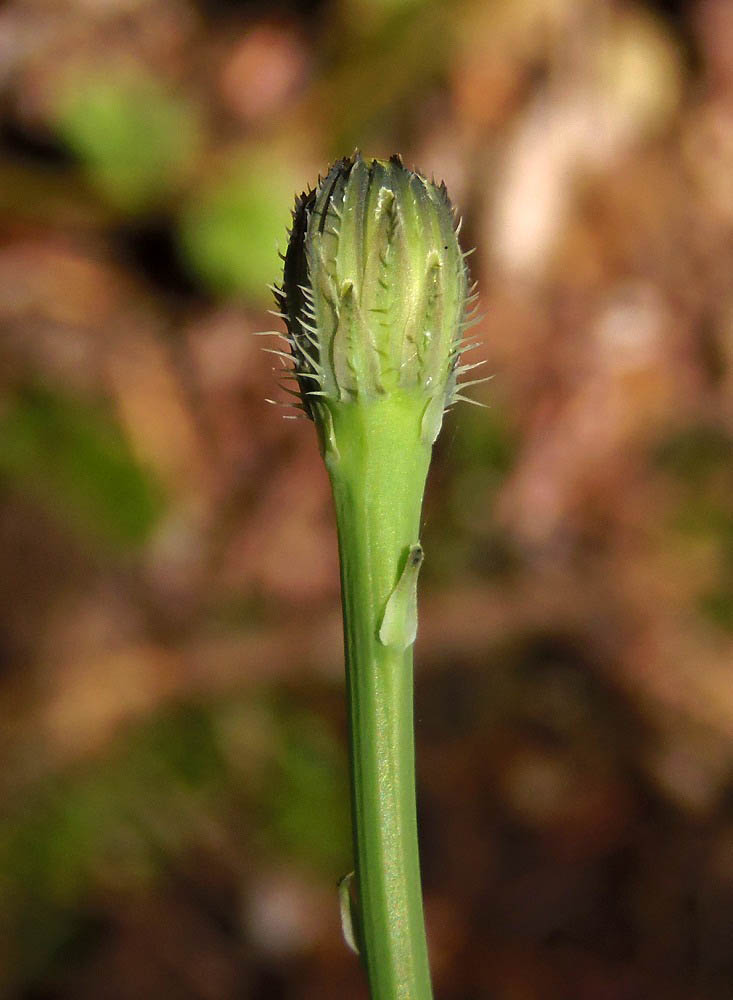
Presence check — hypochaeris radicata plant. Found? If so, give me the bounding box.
[265,152,484,1000]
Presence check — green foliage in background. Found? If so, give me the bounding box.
[0,703,225,984]
[55,73,199,212]
[0,696,347,986]
[0,386,166,550]
[655,423,733,631]
[178,155,297,303]
[431,404,518,581]
[257,699,351,875]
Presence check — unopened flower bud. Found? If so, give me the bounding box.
[274,153,479,451]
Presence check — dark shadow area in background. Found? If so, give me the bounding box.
[194,0,327,18]
[0,119,77,167]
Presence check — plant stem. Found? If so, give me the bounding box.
[325,392,434,1000]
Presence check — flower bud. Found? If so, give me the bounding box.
[275,153,478,443]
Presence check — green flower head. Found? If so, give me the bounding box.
[272,152,481,442]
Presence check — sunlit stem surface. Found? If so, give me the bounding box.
[324,392,434,1000]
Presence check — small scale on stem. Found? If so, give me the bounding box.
[272,152,479,1000]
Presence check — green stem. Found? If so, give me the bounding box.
[325,393,434,1000]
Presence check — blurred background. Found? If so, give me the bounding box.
[0,0,732,997]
